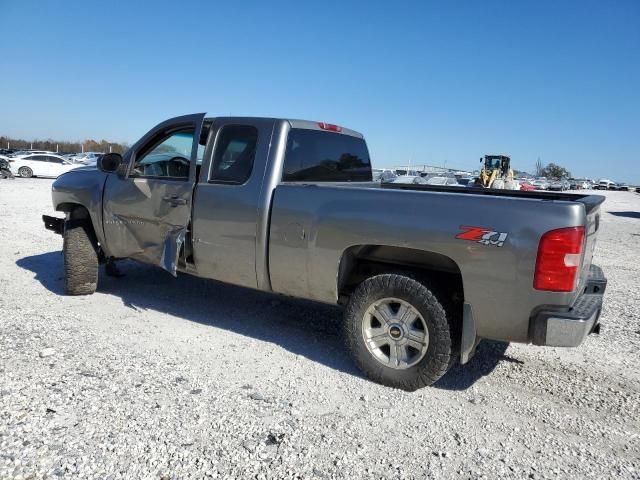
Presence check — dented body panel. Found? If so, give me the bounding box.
[101,113,204,275]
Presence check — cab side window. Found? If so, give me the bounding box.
[209,125,258,184]
[131,129,194,179]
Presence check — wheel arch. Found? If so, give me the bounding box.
[338,245,464,299]
[56,202,103,259]
[337,244,466,354]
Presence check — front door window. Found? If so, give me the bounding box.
[131,130,194,179]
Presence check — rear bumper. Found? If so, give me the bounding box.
[530,265,607,347]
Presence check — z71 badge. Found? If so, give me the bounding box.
[456,225,508,247]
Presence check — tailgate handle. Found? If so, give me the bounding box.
[162,195,187,206]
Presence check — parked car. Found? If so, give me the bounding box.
[372,168,397,183]
[0,157,15,179]
[392,175,427,185]
[595,179,615,190]
[73,152,104,166]
[10,150,52,157]
[10,153,81,178]
[519,181,535,192]
[456,176,474,186]
[548,180,568,191]
[531,179,548,190]
[43,113,607,390]
[424,175,462,186]
[614,182,629,191]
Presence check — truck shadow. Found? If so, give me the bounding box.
[608,211,640,219]
[17,251,511,391]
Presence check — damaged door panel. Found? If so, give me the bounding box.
[101,113,205,275]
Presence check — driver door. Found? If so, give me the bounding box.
[102,113,205,274]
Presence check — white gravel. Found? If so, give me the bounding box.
[1,178,639,479]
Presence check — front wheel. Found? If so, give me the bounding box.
[343,274,453,390]
[63,220,99,295]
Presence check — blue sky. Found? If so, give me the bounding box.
[1,0,638,182]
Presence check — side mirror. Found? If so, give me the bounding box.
[97,153,122,173]
[479,157,483,163]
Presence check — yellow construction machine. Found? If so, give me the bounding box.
[478,154,515,189]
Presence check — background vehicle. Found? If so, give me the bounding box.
[548,181,565,191]
[596,179,615,190]
[11,153,80,178]
[531,179,548,190]
[0,158,15,179]
[72,152,104,165]
[456,176,474,186]
[44,114,607,390]
[424,175,462,186]
[614,182,629,191]
[548,179,570,191]
[391,175,427,184]
[519,181,535,191]
[10,150,51,157]
[478,154,515,189]
[372,168,397,183]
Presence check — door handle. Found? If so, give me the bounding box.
[162,195,187,206]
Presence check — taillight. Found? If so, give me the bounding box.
[534,226,585,292]
[318,122,342,132]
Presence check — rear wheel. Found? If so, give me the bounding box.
[63,220,98,295]
[18,166,33,178]
[343,274,453,390]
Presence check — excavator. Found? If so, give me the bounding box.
[477,154,515,189]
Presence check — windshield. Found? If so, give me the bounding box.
[485,157,502,169]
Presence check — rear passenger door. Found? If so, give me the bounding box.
[191,118,274,288]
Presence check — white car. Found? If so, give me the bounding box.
[531,179,548,190]
[392,175,427,185]
[73,152,104,166]
[10,150,52,158]
[425,176,462,186]
[596,179,615,190]
[10,154,81,178]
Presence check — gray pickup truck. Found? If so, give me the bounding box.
[43,113,607,390]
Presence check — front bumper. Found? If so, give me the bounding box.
[43,215,64,235]
[530,265,607,347]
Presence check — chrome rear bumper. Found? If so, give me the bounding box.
[530,265,606,347]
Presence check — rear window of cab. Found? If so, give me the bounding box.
[282,128,372,182]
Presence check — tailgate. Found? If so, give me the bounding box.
[577,202,602,293]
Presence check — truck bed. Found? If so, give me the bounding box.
[381,183,606,214]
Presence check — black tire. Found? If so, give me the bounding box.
[63,220,98,295]
[343,274,453,390]
[18,166,33,178]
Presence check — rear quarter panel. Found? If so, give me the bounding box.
[268,184,588,343]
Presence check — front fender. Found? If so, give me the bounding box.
[52,167,110,255]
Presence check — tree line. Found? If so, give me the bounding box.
[0,135,129,154]
[535,158,571,179]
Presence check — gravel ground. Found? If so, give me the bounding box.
[1,178,639,479]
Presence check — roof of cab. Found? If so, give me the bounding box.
[204,116,364,139]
